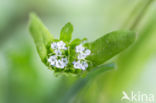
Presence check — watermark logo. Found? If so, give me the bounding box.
[121,91,155,102]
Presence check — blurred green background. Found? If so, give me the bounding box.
[0,0,156,103]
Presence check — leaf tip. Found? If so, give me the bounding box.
[65,22,74,31]
[29,12,37,19]
[60,22,74,42]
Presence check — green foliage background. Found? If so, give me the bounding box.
[0,0,156,103]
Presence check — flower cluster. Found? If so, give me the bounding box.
[73,44,91,70]
[48,41,91,71]
[48,41,68,69]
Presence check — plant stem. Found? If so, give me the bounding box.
[121,0,154,30]
[130,0,154,30]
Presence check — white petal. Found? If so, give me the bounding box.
[54,50,62,56]
[72,61,76,64]
[48,58,51,62]
[78,53,86,59]
[57,41,66,50]
[48,56,57,66]
[58,41,65,46]
[51,42,58,49]
[50,61,56,66]
[76,44,85,53]
[82,61,88,68]
[73,61,81,69]
[64,47,68,50]
[61,58,68,64]
[85,49,91,56]
[56,60,65,69]
[81,65,86,70]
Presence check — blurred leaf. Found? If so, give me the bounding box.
[29,13,53,64]
[59,63,115,103]
[60,22,73,42]
[88,30,135,67]
[121,0,154,30]
[103,13,156,103]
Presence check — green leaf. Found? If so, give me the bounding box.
[70,38,82,47]
[59,63,115,103]
[87,30,135,67]
[60,22,73,42]
[29,13,53,63]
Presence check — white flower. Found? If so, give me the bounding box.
[78,53,86,59]
[73,61,82,69]
[76,44,85,53]
[51,42,58,49]
[61,58,68,66]
[73,61,88,70]
[48,56,57,66]
[49,40,91,71]
[80,66,86,70]
[54,49,62,56]
[82,61,88,68]
[79,61,88,70]
[56,60,65,68]
[57,41,67,50]
[84,49,91,56]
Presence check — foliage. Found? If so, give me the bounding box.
[29,13,135,75]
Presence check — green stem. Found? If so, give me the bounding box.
[121,0,154,30]
[121,0,144,29]
[130,0,154,30]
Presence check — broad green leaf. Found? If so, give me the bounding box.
[60,22,73,42]
[59,63,115,103]
[29,13,53,63]
[87,30,135,67]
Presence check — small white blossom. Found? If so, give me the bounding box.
[80,61,88,70]
[57,41,67,50]
[51,42,58,49]
[61,58,68,66]
[82,61,88,68]
[84,49,91,56]
[73,61,88,70]
[74,44,91,70]
[48,56,57,66]
[80,65,86,70]
[54,49,62,56]
[76,44,85,53]
[72,61,76,64]
[73,61,82,69]
[78,53,86,59]
[56,60,65,68]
